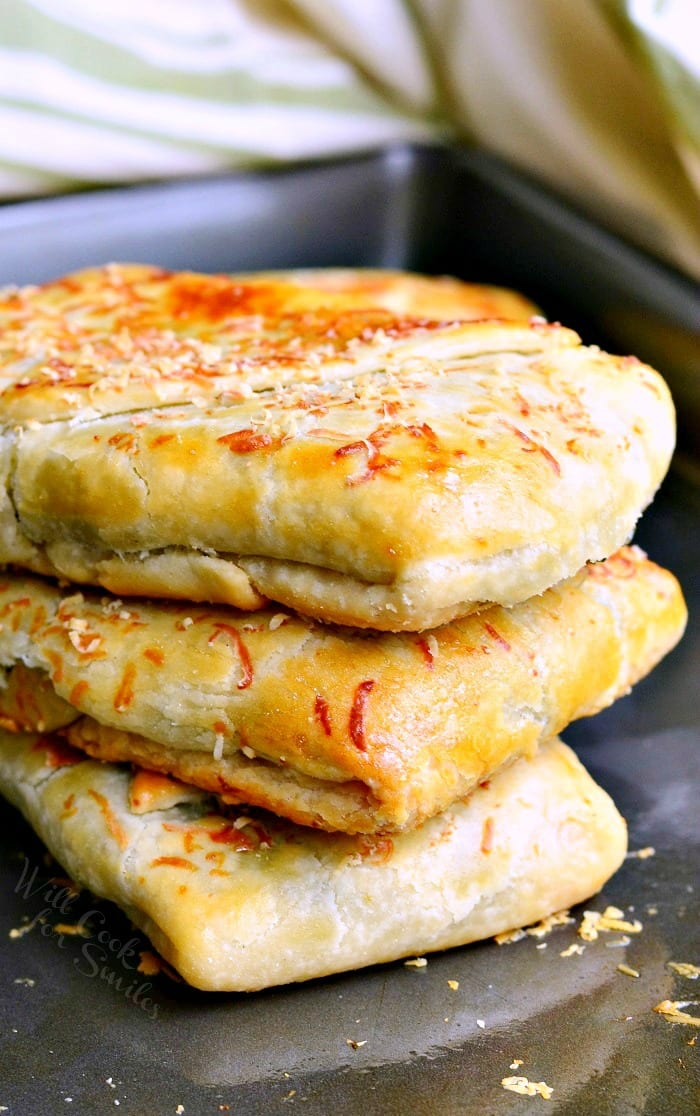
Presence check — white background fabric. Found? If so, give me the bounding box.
[0,0,698,277]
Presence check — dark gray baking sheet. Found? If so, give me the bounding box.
[0,146,698,1115]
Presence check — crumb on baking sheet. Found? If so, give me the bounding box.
[447,979,459,990]
[668,962,700,979]
[404,957,427,968]
[626,846,655,859]
[578,906,642,942]
[495,910,572,945]
[501,1075,553,1100]
[653,1000,700,1026]
[9,912,46,939]
[346,1039,367,1049]
[13,977,35,986]
[510,1059,524,1070]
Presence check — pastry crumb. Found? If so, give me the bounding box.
[501,1075,553,1100]
[495,910,572,945]
[404,957,427,968]
[626,846,655,859]
[653,1000,700,1026]
[495,928,527,945]
[526,910,573,938]
[447,979,459,990]
[578,906,642,942]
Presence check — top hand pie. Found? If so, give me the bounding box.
[0,265,674,630]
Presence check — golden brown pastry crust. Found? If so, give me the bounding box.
[0,548,686,832]
[0,731,627,991]
[0,264,542,425]
[2,316,675,628]
[232,267,540,320]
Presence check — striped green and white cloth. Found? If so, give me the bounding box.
[0,0,698,278]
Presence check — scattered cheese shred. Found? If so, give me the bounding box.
[501,1076,553,1100]
[447,980,459,990]
[605,935,631,949]
[404,957,427,968]
[346,1039,367,1049]
[53,922,91,937]
[626,847,655,859]
[653,1000,700,1026]
[668,962,700,980]
[578,906,642,942]
[617,964,640,978]
[510,1059,524,1070]
[560,943,585,958]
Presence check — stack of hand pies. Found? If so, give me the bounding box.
[0,265,686,991]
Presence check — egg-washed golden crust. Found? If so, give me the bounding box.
[0,263,543,425]
[0,731,627,991]
[0,548,686,832]
[1,308,675,628]
[232,267,540,321]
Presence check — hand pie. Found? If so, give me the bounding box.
[0,268,674,628]
[0,548,685,833]
[0,731,627,991]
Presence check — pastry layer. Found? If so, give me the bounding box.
[0,731,627,991]
[1,300,675,628]
[0,547,686,832]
